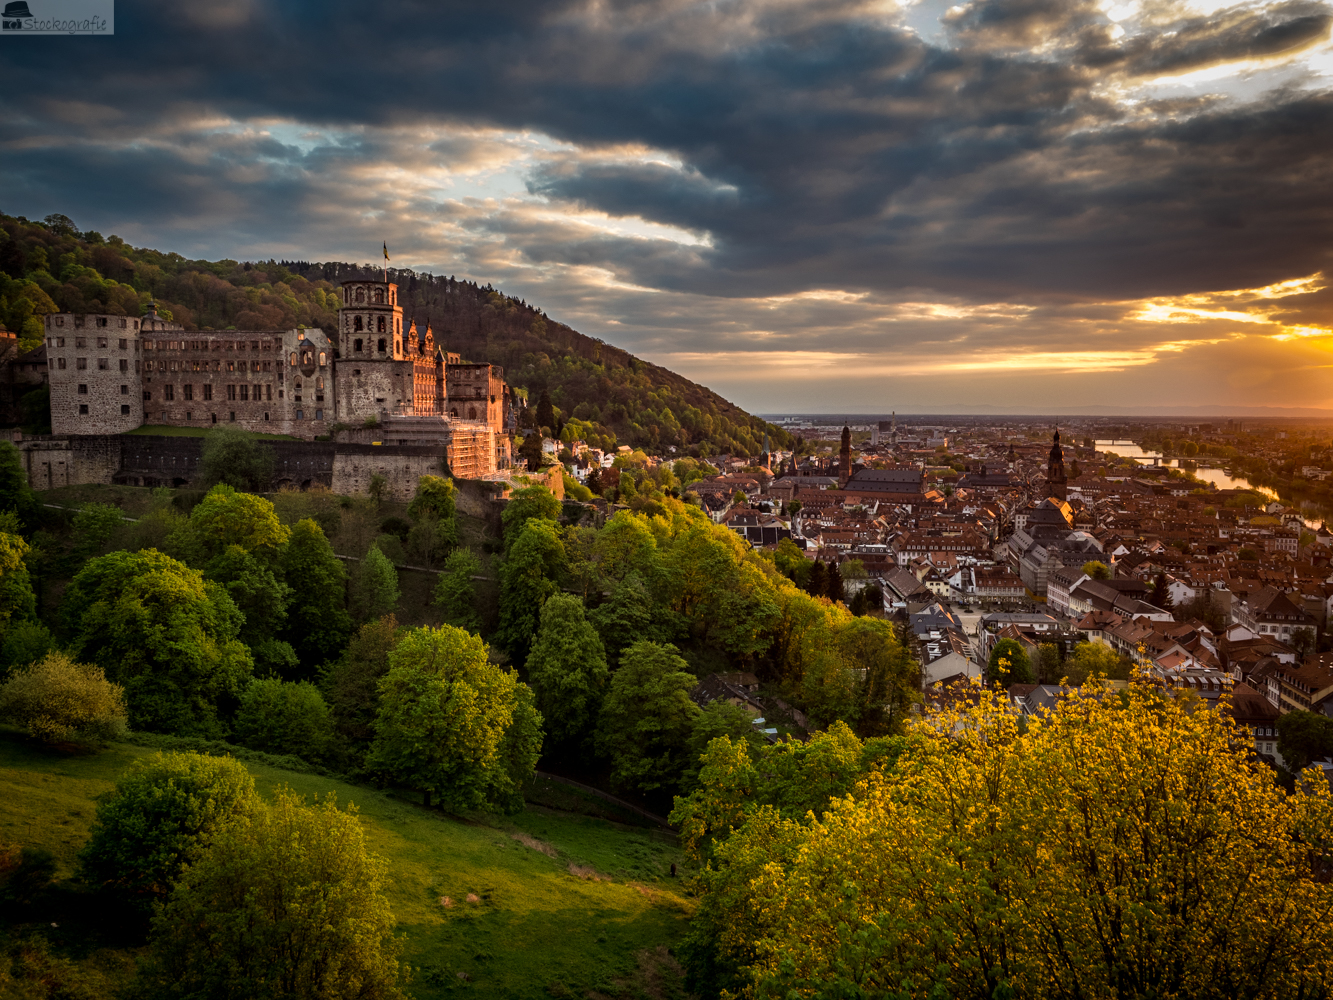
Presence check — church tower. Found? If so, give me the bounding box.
[839,424,851,488]
[1047,428,1068,502]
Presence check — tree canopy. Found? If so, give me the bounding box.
[138,788,405,1000]
[60,549,253,735]
[679,681,1333,1000]
[369,625,542,813]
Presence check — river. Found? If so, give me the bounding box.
[1094,440,1327,526]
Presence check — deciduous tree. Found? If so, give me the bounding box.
[79,752,259,910]
[598,641,699,795]
[138,789,405,1000]
[233,678,333,762]
[525,594,608,754]
[369,625,542,813]
[280,518,353,670]
[986,637,1033,688]
[60,549,253,736]
[0,651,126,745]
[496,517,565,667]
[197,427,274,492]
[350,546,400,623]
[433,548,482,632]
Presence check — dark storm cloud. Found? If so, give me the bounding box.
[1,0,1331,308]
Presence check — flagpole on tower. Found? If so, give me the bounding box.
[382,241,389,283]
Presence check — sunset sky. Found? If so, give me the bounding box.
[3,0,1332,414]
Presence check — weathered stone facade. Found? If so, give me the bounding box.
[45,312,145,435]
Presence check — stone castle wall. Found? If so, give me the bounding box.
[19,434,122,489]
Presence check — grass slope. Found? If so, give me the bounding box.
[0,731,693,999]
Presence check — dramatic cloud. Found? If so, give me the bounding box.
[1,0,1332,412]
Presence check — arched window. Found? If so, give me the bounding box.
[378,338,386,353]
[355,288,365,303]
[467,406,476,420]
[354,316,363,332]
[319,352,326,366]
[395,339,401,354]
[377,316,386,334]
[289,351,297,366]
[374,288,384,303]
[450,408,458,417]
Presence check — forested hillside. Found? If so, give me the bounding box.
[0,212,789,457]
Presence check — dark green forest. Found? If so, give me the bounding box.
[0,212,789,458]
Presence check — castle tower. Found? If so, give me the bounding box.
[335,278,410,422]
[1047,428,1068,502]
[839,424,851,488]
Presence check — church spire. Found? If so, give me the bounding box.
[1047,426,1067,502]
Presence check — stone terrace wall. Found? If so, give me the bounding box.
[20,434,122,489]
[330,444,446,502]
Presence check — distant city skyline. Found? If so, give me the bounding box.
[3,0,1331,415]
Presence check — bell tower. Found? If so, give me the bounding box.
[1047,428,1068,502]
[839,424,851,488]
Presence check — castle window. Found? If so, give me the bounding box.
[296,409,304,420]
[56,317,63,327]
[212,413,218,424]
[316,409,323,420]
[251,341,259,351]
[77,384,88,395]
[119,338,127,349]
[143,391,151,401]
[355,288,365,303]
[319,352,326,366]
[262,361,271,372]
[264,412,270,420]
[266,384,272,401]
[121,385,128,395]
[240,386,249,401]
[377,317,386,334]
[377,338,386,353]
[143,340,153,350]
[120,359,128,372]
[121,404,130,415]
[374,288,384,303]
[57,337,65,347]
[290,352,297,366]
[204,385,213,401]
[76,337,86,348]
[230,412,236,422]
[354,316,363,332]
[76,358,87,370]
[98,358,109,370]
[227,385,237,401]
[164,385,175,401]
[97,337,107,348]
[354,338,363,352]
[184,385,193,401]
[97,318,107,327]
[316,377,323,389]
[79,404,88,415]
[227,361,235,372]
[57,358,66,370]
[119,319,127,329]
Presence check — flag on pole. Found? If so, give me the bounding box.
[383,241,390,262]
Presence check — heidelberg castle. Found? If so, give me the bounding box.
[38,277,514,479]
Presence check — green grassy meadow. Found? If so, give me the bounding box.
[0,731,695,999]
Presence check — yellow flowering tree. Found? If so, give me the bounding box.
[685,680,1333,1000]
